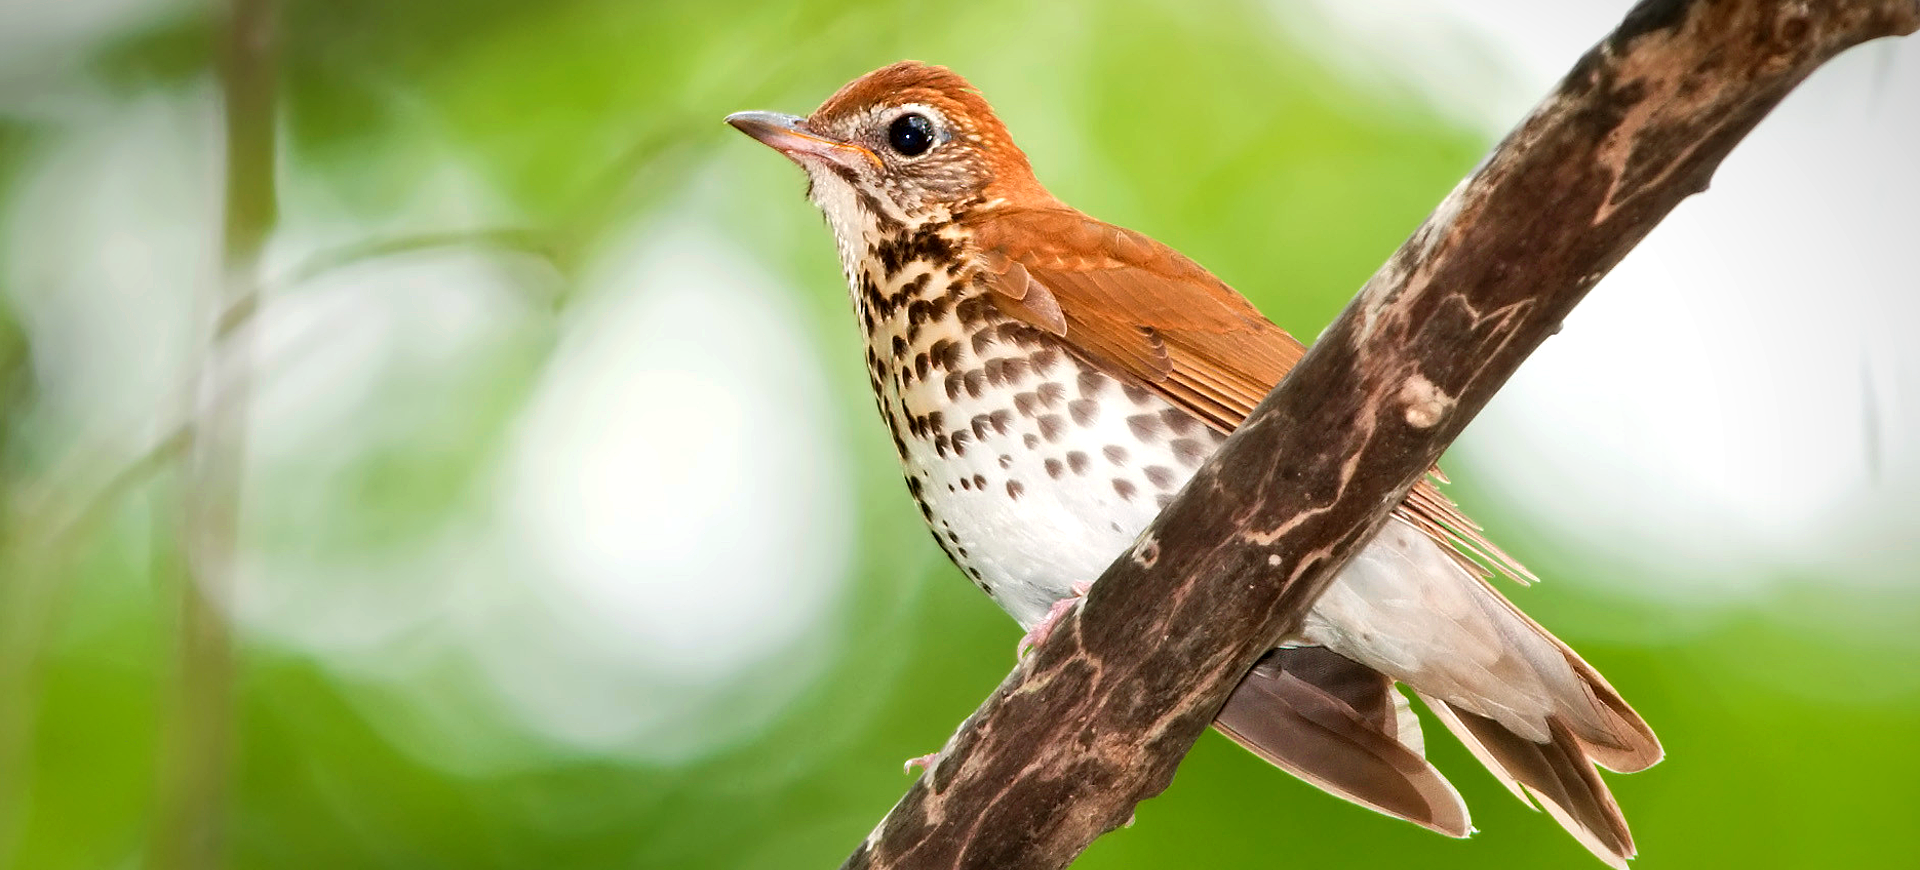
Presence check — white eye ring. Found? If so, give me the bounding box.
[879,103,950,158]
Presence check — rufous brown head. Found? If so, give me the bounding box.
[727,61,1054,227]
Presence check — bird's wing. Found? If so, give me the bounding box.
[967,205,1533,584]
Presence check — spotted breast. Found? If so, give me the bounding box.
[729,60,1663,868]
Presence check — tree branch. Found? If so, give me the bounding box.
[844,1,1920,868]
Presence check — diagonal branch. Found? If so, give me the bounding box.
[843,1,1920,868]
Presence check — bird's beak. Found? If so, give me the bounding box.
[726,111,881,172]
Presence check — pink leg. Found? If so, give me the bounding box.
[1016,581,1094,658]
[903,752,939,774]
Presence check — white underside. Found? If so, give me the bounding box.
[894,350,1598,742]
[805,161,1596,740]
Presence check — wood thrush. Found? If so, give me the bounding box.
[729,61,1660,867]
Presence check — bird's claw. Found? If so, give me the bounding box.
[1015,581,1094,658]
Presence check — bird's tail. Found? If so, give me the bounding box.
[1217,519,1661,867]
[1215,646,1471,837]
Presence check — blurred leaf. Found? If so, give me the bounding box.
[6,2,1917,869]
[84,9,214,94]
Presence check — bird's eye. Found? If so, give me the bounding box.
[887,113,936,157]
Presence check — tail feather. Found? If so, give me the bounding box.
[1538,632,1663,774]
[1217,519,1659,863]
[1421,698,1636,869]
[1216,647,1470,837]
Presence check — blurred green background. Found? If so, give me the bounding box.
[2,0,1918,868]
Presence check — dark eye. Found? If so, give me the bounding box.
[887,113,936,157]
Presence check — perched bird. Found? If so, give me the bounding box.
[728,61,1660,866]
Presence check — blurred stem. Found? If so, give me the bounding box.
[267,226,560,295]
[0,323,45,867]
[146,1,275,868]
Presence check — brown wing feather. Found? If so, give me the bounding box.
[968,206,1528,582]
[1217,647,1470,838]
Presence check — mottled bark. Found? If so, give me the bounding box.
[843,1,1920,868]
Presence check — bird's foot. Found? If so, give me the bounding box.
[1015,581,1094,658]
[903,752,939,774]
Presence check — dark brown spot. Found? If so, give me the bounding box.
[1126,414,1161,442]
[860,273,884,316]
[1044,458,1064,479]
[949,429,972,456]
[1161,408,1198,435]
[890,335,907,360]
[875,227,955,277]
[1031,347,1061,373]
[971,329,995,355]
[971,414,991,440]
[944,371,965,401]
[1023,434,1041,449]
[930,338,961,371]
[1104,444,1129,465]
[1144,465,1177,489]
[1038,415,1067,443]
[1113,479,1137,501]
[1171,438,1208,468]
[1069,399,1099,427]
[979,357,1001,385]
[1067,451,1091,475]
[1122,383,1152,404]
[934,432,950,457]
[972,474,987,489]
[1014,392,1041,417]
[1156,493,1175,510]
[1037,382,1066,408]
[998,322,1046,347]
[959,477,971,490]
[1006,480,1024,500]
[989,410,1013,435]
[998,454,1013,469]
[963,370,985,399]
[956,295,993,325]
[928,527,958,561]
[1077,371,1107,397]
[914,353,931,381]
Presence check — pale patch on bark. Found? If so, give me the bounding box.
[1400,373,1454,429]
[1129,533,1161,568]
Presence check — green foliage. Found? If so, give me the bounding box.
[1,2,1915,869]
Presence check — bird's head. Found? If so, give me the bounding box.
[728,61,1053,235]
